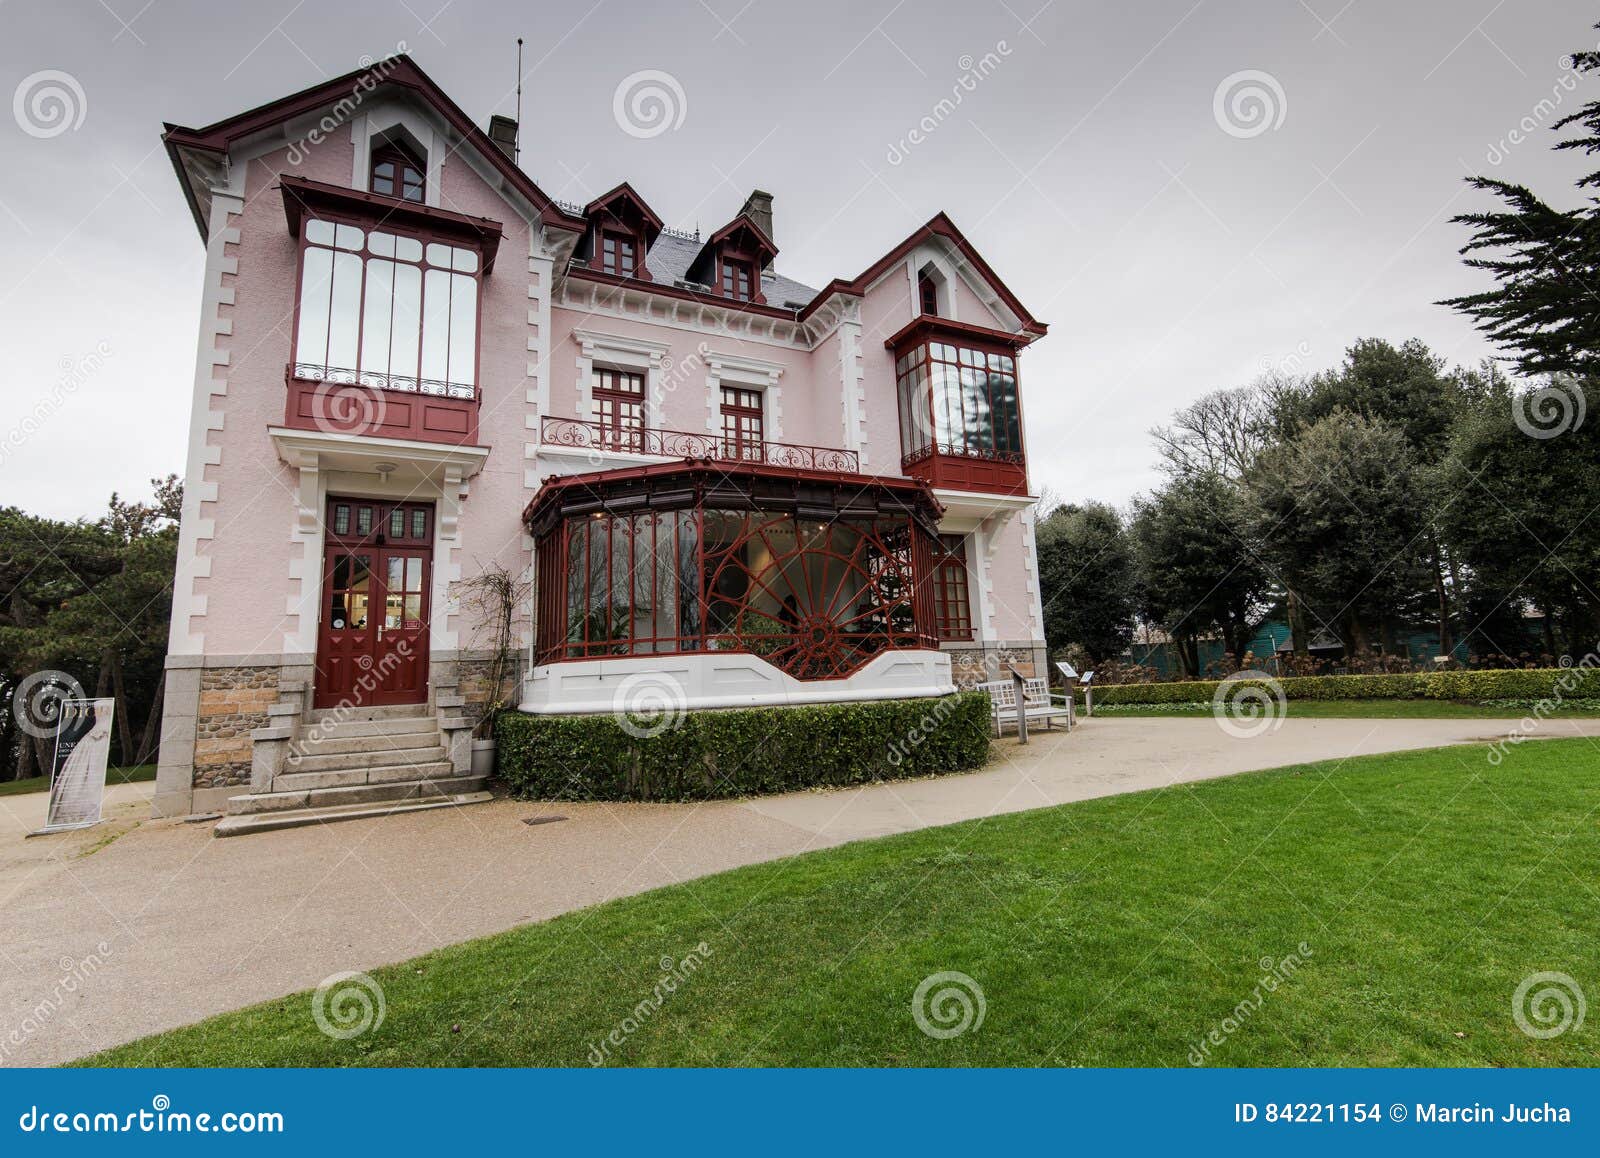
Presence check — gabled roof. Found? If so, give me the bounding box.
[685,212,780,286]
[162,54,584,241]
[799,212,1047,337]
[583,182,664,237]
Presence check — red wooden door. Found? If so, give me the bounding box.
[315,499,433,709]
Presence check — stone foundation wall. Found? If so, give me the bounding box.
[946,643,1050,688]
[192,666,281,788]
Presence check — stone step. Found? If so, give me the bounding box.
[288,729,441,758]
[228,774,487,816]
[275,760,458,792]
[214,791,494,837]
[285,744,447,774]
[299,716,441,740]
[306,704,433,724]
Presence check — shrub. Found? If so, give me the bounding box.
[1089,666,1600,706]
[496,691,993,802]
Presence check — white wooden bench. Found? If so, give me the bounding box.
[979,677,1072,735]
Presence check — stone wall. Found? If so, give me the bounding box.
[191,665,280,789]
[946,644,1050,688]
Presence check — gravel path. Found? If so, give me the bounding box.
[3,715,1595,1066]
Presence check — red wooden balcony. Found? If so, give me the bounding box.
[540,416,859,473]
[902,444,1028,495]
[283,365,480,446]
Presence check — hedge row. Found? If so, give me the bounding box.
[1088,667,1600,706]
[496,691,992,802]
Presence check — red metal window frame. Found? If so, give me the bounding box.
[720,257,753,302]
[894,337,1023,463]
[592,368,646,452]
[931,534,973,641]
[719,386,764,462]
[600,228,638,276]
[370,142,425,203]
[288,208,484,400]
[918,271,939,316]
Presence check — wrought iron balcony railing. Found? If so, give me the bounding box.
[540,416,860,474]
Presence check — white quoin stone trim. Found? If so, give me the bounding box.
[572,328,671,431]
[167,182,244,656]
[833,297,868,465]
[704,349,786,439]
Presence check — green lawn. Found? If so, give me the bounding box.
[0,764,155,798]
[84,739,1600,1068]
[1081,698,1600,719]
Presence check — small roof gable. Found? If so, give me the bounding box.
[685,212,779,284]
[583,182,664,239]
[162,54,583,241]
[800,212,1047,337]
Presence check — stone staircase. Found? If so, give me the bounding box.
[215,702,490,837]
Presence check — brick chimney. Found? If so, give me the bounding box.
[739,189,774,244]
[487,115,518,161]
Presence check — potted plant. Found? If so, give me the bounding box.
[453,561,531,777]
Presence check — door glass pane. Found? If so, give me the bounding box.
[387,555,403,590]
[328,553,371,630]
[334,504,350,535]
[411,509,427,539]
[357,507,372,535]
[386,594,403,629]
[390,509,405,539]
[406,556,422,591]
[403,594,422,624]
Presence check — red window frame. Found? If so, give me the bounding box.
[720,386,765,461]
[919,271,939,316]
[600,229,638,276]
[931,534,973,641]
[592,368,646,452]
[370,143,425,203]
[720,257,754,302]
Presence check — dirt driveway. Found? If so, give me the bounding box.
[4,715,1595,1066]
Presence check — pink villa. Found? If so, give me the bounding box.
[153,56,1049,824]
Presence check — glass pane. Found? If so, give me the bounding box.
[389,509,404,539]
[294,246,333,367]
[334,504,350,535]
[411,509,426,539]
[334,223,364,251]
[368,231,396,258]
[420,268,453,384]
[452,247,478,274]
[387,555,403,590]
[389,263,422,382]
[394,236,423,263]
[406,556,422,591]
[403,594,422,623]
[327,250,364,371]
[448,273,477,387]
[357,507,372,535]
[305,219,335,246]
[385,594,402,629]
[425,242,453,268]
[360,259,395,378]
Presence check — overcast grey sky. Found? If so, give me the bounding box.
[1,0,1594,520]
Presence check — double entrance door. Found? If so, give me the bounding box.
[315,497,433,709]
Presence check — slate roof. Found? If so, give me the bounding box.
[643,230,819,311]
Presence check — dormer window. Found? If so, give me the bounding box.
[371,142,425,203]
[918,270,939,316]
[720,256,754,302]
[600,229,638,277]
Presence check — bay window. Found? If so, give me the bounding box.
[895,341,1021,463]
[293,217,480,399]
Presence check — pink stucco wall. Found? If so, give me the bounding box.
[175,99,1044,664]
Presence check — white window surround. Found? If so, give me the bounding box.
[912,256,956,320]
[704,349,785,438]
[351,104,443,209]
[572,328,670,431]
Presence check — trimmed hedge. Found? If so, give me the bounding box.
[496,691,992,802]
[1089,667,1600,706]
